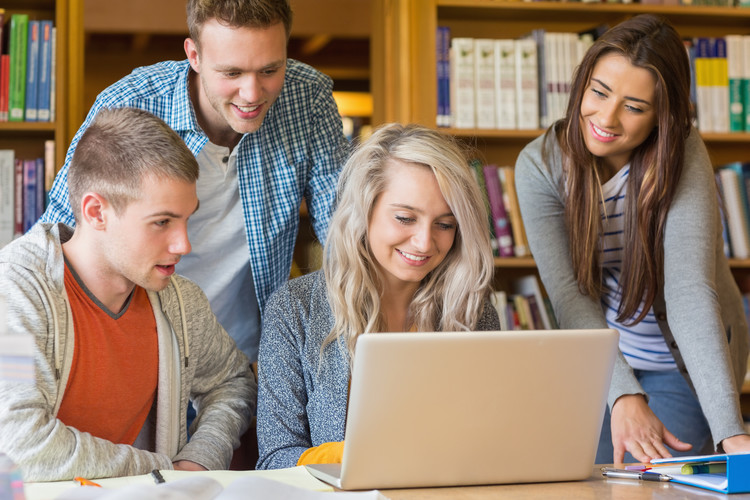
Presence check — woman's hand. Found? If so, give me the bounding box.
[721,434,750,454]
[610,394,692,464]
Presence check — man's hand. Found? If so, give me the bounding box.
[610,394,692,464]
[173,460,208,471]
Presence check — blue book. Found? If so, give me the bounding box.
[24,20,40,122]
[36,20,53,122]
[22,159,37,233]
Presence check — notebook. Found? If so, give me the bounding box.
[305,328,618,490]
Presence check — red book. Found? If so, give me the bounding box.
[0,55,10,122]
[483,164,515,257]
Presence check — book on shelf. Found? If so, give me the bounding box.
[44,139,55,203]
[469,159,499,257]
[498,166,530,257]
[526,29,549,129]
[23,159,38,233]
[49,26,57,122]
[474,39,497,130]
[0,150,14,248]
[726,34,745,132]
[24,20,40,122]
[436,26,451,128]
[0,9,5,57]
[514,37,539,130]
[37,20,54,122]
[483,164,514,257]
[13,158,22,238]
[710,37,729,133]
[490,290,509,331]
[8,13,28,122]
[0,149,52,242]
[494,39,517,129]
[512,275,554,330]
[450,37,476,129]
[744,35,750,132]
[0,55,9,122]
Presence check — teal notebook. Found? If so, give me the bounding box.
[651,453,750,494]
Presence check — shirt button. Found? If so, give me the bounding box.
[222,156,229,163]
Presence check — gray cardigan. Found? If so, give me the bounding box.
[0,223,256,481]
[515,128,749,448]
[255,270,501,469]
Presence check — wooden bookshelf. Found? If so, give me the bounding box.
[371,0,750,271]
[0,0,84,172]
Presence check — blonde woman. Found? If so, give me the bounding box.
[256,123,500,469]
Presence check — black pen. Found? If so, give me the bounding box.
[151,469,165,484]
[601,467,671,482]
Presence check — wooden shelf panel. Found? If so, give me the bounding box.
[0,122,57,134]
[494,257,750,269]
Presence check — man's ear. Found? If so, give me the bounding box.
[185,37,200,72]
[80,192,109,230]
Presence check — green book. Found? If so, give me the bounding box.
[8,14,29,122]
[726,35,744,132]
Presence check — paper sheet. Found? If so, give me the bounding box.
[23,466,384,500]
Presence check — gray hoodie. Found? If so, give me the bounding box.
[0,223,256,481]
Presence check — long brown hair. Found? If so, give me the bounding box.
[552,14,692,324]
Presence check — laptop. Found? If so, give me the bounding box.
[305,328,618,490]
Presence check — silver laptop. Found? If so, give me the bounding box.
[306,328,618,490]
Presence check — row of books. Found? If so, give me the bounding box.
[0,143,55,248]
[439,27,750,133]
[0,10,57,122]
[438,28,597,130]
[690,36,750,133]
[717,162,750,259]
[491,275,559,332]
[471,161,530,258]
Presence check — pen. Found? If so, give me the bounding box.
[151,469,166,484]
[601,467,671,482]
[74,477,102,487]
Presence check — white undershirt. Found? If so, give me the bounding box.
[175,141,260,361]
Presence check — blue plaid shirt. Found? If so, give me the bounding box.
[42,58,349,332]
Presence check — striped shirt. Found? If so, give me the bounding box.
[41,59,350,361]
[600,166,676,371]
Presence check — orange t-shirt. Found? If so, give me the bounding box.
[56,262,159,445]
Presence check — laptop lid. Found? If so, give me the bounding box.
[306,328,618,490]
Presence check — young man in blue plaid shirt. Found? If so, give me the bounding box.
[42,0,350,365]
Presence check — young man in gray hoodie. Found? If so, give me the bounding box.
[0,107,255,482]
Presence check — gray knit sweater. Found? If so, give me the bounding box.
[255,270,501,469]
[0,223,256,481]
[515,128,749,448]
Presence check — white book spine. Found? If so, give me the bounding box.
[0,150,15,247]
[494,39,517,129]
[474,39,496,129]
[450,37,476,129]
[719,168,750,259]
[543,33,558,127]
[515,38,539,130]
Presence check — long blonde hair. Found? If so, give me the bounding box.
[322,123,495,365]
